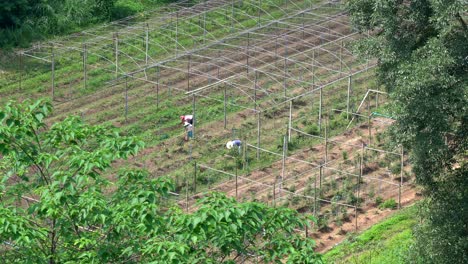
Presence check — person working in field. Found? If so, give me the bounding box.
[180,115,193,125]
[184,122,193,141]
[226,139,242,153]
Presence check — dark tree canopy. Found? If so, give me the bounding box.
[346,0,467,263]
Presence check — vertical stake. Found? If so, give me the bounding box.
[193,162,197,193]
[19,52,23,91]
[340,40,343,77]
[185,180,189,212]
[224,85,227,129]
[256,112,261,159]
[203,12,206,45]
[288,100,292,142]
[156,67,160,109]
[145,23,149,66]
[367,94,371,145]
[283,33,288,97]
[313,173,317,216]
[83,43,87,90]
[254,70,258,110]
[175,12,179,56]
[347,76,352,119]
[280,135,287,199]
[114,33,118,79]
[318,87,323,134]
[246,32,250,73]
[235,164,238,199]
[187,53,191,91]
[192,94,196,139]
[399,146,404,209]
[51,45,55,100]
[312,49,315,88]
[302,12,305,39]
[325,116,328,163]
[319,163,323,191]
[125,75,128,123]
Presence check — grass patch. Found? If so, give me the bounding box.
[323,205,417,264]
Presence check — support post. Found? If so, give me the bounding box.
[125,75,128,123]
[175,12,179,56]
[203,12,206,45]
[246,32,250,73]
[51,45,55,100]
[312,49,315,88]
[18,52,23,91]
[367,94,371,145]
[283,33,288,97]
[347,76,352,119]
[235,164,238,199]
[83,43,87,90]
[145,23,149,66]
[399,146,404,209]
[156,67,160,109]
[114,33,119,79]
[356,143,364,231]
[254,70,258,110]
[313,174,317,216]
[280,135,287,198]
[325,116,328,163]
[185,180,189,212]
[192,94,196,139]
[187,53,191,91]
[288,100,292,142]
[193,162,197,192]
[224,85,227,129]
[318,87,323,134]
[339,40,343,77]
[256,112,261,159]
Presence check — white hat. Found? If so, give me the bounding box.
[226,141,234,149]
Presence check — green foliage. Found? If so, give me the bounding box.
[347,1,467,262]
[0,99,322,263]
[324,205,417,264]
[378,199,397,210]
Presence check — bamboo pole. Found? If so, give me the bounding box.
[283,33,288,97]
[257,112,261,159]
[187,53,191,91]
[114,33,118,79]
[51,45,55,100]
[156,67,160,109]
[192,94,196,139]
[399,146,404,209]
[347,76,352,120]
[193,161,197,193]
[313,174,317,216]
[280,135,287,198]
[224,85,227,129]
[145,23,149,66]
[18,52,23,91]
[246,32,250,73]
[125,75,128,123]
[83,43,87,90]
[288,100,292,142]
[235,164,238,199]
[318,87,323,133]
[175,12,179,56]
[254,70,258,110]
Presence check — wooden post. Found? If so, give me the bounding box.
[187,53,191,91]
[347,76,351,120]
[114,33,118,79]
[125,75,128,123]
[83,43,87,90]
[275,30,278,67]
[51,45,55,100]
[302,12,305,39]
[399,146,404,209]
[325,116,328,163]
[367,94,371,145]
[339,40,343,77]
[280,135,287,198]
[273,180,276,207]
[192,94,196,139]
[193,162,197,193]
[224,85,227,129]
[145,23,149,66]
[18,52,23,91]
[203,12,206,45]
[288,100,292,142]
[318,87,323,134]
[256,112,261,159]
[354,205,358,231]
[254,70,258,110]
[185,180,189,212]
[175,12,179,56]
[313,174,317,216]
[356,143,364,231]
[156,67,160,109]
[319,163,323,190]
[231,0,234,32]
[246,32,250,73]
[235,164,238,199]
[283,33,288,97]
[312,49,315,88]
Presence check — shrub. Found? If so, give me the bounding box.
[375,196,383,206]
[378,198,397,210]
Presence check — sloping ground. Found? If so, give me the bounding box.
[323,204,419,263]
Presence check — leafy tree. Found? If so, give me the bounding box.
[0,100,321,263]
[346,0,467,263]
